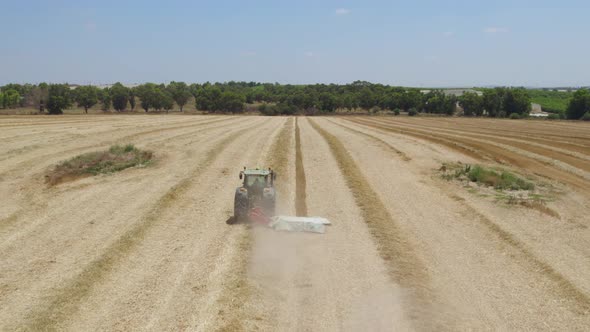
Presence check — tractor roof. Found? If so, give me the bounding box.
[243,169,271,176]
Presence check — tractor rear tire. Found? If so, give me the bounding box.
[234,191,249,224]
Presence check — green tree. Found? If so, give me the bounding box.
[401,90,423,111]
[566,89,590,119]
[0,92,4,109]
[459,92,484,116]
[195,86,222,111]
[46,84,72,114]
[135,83,158,112]
[318,93,337,112]
[219,92,245,113]
[482,88,503,117]
[74,85,99,113]
[110,82,129,112]
[424,90,456,115]
[154,88,174,112]
[98,88,112,111]
[503,88,531,116]
[167,81,191,111]
[128,89,136,110]
[2,89,20,108]
[135,83,174,112]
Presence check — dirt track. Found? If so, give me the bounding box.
[0,115,589,331]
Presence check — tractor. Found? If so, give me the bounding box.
[233,167,276,223]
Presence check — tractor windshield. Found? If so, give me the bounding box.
[245,175,268,188]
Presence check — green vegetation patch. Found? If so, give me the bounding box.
[46,144,153,185]
[528,89,573,113]
[441,163,534,191]
[440,162,561,217]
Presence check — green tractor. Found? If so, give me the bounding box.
[233,167,277,223]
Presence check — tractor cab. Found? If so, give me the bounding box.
[233,168,277,223]
[239,168,276,192]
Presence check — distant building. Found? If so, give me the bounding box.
[420,89,483,97]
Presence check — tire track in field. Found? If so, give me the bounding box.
[308,118,440,330]
[211,118,293,332]
[345,117,491,162]
[295,118,308,217]
[16,121,260,331]
[336,119,590,315]
[327,118,411,161]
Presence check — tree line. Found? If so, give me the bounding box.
[1,81,588,119]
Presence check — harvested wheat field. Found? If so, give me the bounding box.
[0,115,589,331]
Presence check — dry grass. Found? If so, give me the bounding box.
[295,118,308,216]
[46,144,153,185]
[515,199,561,219]
[20,128,252,331]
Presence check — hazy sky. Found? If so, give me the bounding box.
[1,0,588,87]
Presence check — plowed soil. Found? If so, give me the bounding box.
[0,115,589,331]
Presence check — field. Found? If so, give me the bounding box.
[0,115,589,331]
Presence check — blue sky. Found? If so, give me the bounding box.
[1,0,588,86]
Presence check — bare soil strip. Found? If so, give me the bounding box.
[308,118,440,330]
[295,118,308,216]
[17,123,257,331]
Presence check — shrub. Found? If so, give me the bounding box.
[370,106,381,114]
[509,113,521,119]
[408,108,418,116]
[467,165,534,190]
[582,112,590,121]
[547,114,560,120]
[393,109,401,116]
[46,145,153,185]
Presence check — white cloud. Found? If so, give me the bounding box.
[335,8,351,15]
[240,51,257,57]
[443,31,454,37]
[484,27,509,34]
[304,51,314,57]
